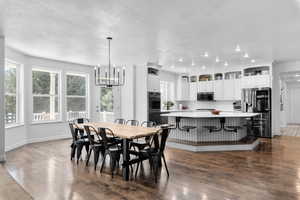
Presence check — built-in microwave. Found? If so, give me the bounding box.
[197,92,214,101]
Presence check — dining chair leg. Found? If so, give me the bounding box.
[84,144,89,155]
[94,150,100,171]
[135,161,140,178]
[71,145,76,160]
[86,148,92,167]
[162,153,169,177]
[100,153,107,173]
[76,144,84,164]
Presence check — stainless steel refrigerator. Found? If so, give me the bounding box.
[241,88,272,138]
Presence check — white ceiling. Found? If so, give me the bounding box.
[1,0,300,72]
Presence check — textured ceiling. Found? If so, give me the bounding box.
[0,0,300,72]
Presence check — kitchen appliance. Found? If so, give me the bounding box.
[148,92,161,124]
[197,92,214,101]
[233,100,241,111]
[241,88,272,138]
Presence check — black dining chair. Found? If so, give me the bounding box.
[114,118,126,124]
[69,123,90,164]
[135,128,170,182]
[99,127,123,178]
[131,121,157,151]
[126,120,139,126]
[73,118,90,138]
[84,125,105,170]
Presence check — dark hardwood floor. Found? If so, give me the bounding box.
[5,135,300,200]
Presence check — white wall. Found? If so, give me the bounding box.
[4,47,97,151]
[0,37,5,161]
[286,82,300,124]
[135,65,148,122]
[272,60,300,135]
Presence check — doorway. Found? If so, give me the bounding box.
[287,83,300,125]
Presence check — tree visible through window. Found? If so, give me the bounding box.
[66,74,88,120]
[100,88,113,112]
[32,69,60,121]
[5,61,18,124]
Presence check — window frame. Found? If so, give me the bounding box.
[31,67,62,123]
[4,59,22,127]
[65,72,90,121]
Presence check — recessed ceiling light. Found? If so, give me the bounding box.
[224,61,228,66]
[204,52,209,57]
[178,58,183,62]
[296,74,300,77]
[298,80,300,82]
[251,59,255,63]
[235,45,241,52]
[201,65,206,70]
[243,53,249,58]
[215,57,220,63]
[191,61,195,66]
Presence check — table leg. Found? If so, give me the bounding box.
[122,139,129,181]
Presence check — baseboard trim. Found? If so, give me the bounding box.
[5,140,27,152]
[5,135,72,152]
[27,135,71,144]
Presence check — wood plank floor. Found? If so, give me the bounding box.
[0,164,32,200]
[4,132,300,199]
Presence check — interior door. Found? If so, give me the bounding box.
[288,85,300,124]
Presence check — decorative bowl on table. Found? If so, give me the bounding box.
[211,110,221,115]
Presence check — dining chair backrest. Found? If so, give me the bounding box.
[141,121,156,127]
[114,118,126,124]
[69,123,79,143]
[126,120,139,126]
[74,118,90,124]
[98,127,115,147]
[84,125,101,145]
[158,128,170,154]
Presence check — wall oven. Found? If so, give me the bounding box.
[148,92,161,124]
[197,92,214,101]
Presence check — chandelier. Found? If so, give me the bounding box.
[94,37,125,87]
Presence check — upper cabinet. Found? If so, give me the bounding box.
[198,74,214,93]
[242,66,271,88]
[176,75,190,101]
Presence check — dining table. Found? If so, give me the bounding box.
[76,122,162,181]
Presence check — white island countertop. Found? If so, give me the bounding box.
[160,111,260,118]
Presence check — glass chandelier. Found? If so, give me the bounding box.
[94,37,125,87]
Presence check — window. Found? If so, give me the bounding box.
[5,61,20,125]
[100,88,113,112]
[32,69,60,122]
[160,81,175,108]
[99,88,114,122]
[66,74,88,121]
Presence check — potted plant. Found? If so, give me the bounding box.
[163,101,174,110]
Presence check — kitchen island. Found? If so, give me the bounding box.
[161,111,260,152]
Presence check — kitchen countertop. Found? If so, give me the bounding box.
[160,111,260,118]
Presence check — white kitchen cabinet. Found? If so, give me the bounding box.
[198,81,214,92]
[213,80,224,101]
[241,75,270,89]
[176,76,190,100]
[189,82,198,101]
[147,74,160,92]
[234,79,242,100]
[223,79,235,100]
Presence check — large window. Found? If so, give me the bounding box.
[66,74,88,121]
[32,69,60,122]
[100,88,113,112]
[5,61,20,125]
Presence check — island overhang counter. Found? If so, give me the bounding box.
[161,111,261,152]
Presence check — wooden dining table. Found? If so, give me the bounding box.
[76,122,161,181]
